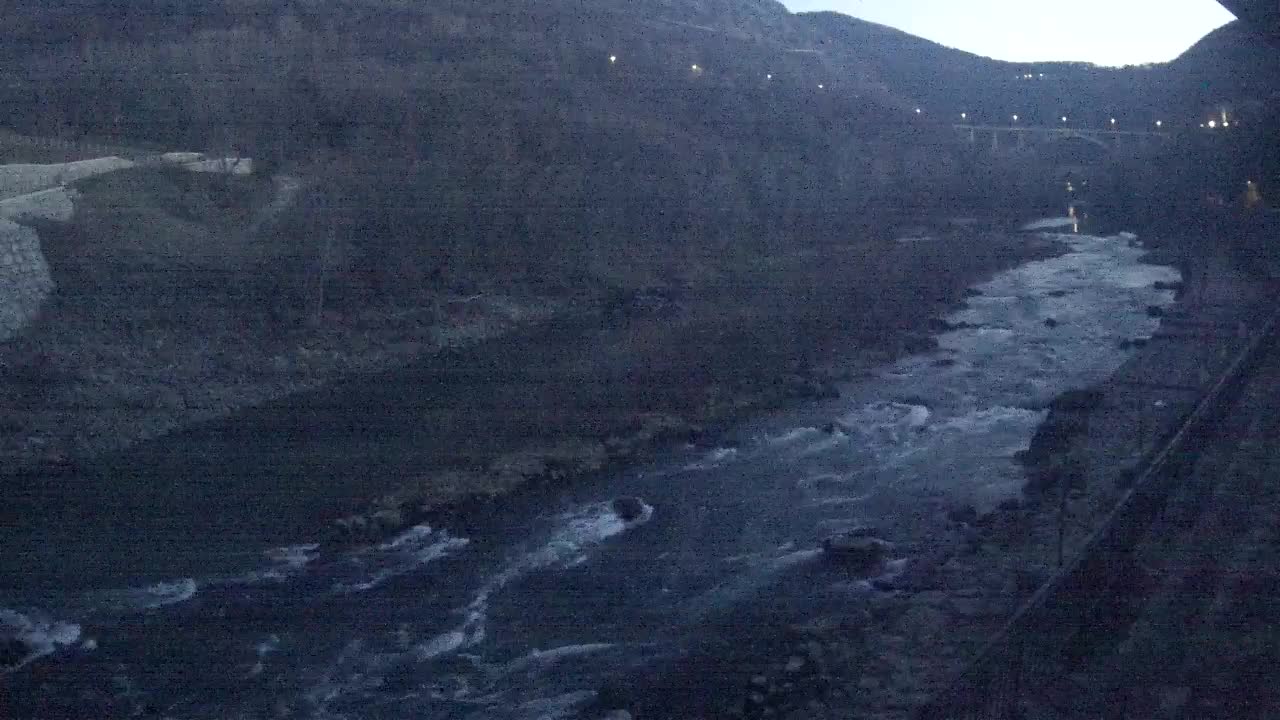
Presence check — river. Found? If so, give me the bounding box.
[1,220,1180,719]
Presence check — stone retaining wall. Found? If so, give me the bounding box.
[0,218,53,341]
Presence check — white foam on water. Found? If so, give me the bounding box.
[765,427,820,445]
[86,577,199,614]
[228,543,322,584]
[1020,217,1077,230]
[933,405,1046,436]
[498,643,616,678]
[683,446,739,470]
[508,690,598,720]
[0,607,82,673]
[333,525,470,594]
[414,501,652,662]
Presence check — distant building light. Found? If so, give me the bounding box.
[817,83,824,89]
[1038,73,1045,78]
[1155,120,1163,128]
[610,55,617,63]
[1222,121,1230,128]
[915,107,922,114]
[766,73,772,79]
[1200,123,1206,128]
[1012,114,1019,122]
[1208,120,1217,128]
[1061,116,1068,123]
[1110,118,1117,125]
[961,112,967,120]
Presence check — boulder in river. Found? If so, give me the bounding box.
[611,496,646,522]
[821,533,891,571]
[946,504,979,525]
[1,637,30,667]
[1043,317,1060,328]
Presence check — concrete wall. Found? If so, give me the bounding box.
[0,157,135,200]
[0,152,252,342]
[0,218,53,341]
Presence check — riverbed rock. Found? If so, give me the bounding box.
[1043,317,1060,328]
[1,637,30,667]
[822,534,890,571]
[1146,305,1166,318]
[946,504,979,525]
[611,496,646,522]
[598,711,633,720]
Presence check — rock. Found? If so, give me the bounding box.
[1043,317,1059,328]
[822,534,890,571]
[751,675,769,687]
[370,508,405,532]
[857,676,881,691]
[900,334,937,354]
[963,288,984,297]
[1153,280,1184,293]
[996,497,1023,513]
[1,637,30,667]
[749,692,766,705]
[604,286,682,321]
[946,504,978,525]
[1159,686,1191,715]
[949,597,988,618]
[784,656,806,674]
[611,497,646,522]
[599,711,633,720]
[821,420,852,435]
[1146,305,1165,318]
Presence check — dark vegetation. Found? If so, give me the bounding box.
[0,0,1276,477]
[4,0,1271,316]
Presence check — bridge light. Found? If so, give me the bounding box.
[960,112,967,120]
[1012,114,1019,122]
[1208,120,1217,129]
[1222,121,1230,128]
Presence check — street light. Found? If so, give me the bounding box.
[1208,120,1217,129]
[1110,118,1117,126]
[960,112,967,120]
[915,107,922,114]
[766,73,772,80]
[609,55,617,64]
[1155,120,1163,128]
[1061,116,1068,123]
[817,83,824,89]
[1012,114,1019,122]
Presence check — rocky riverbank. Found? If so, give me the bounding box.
[681,233,1273,720]
[319,224,1067,547]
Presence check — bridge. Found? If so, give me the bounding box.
[954,123,1172,153]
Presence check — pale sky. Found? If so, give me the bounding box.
[780,0,1237,66]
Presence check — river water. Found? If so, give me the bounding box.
[1,223,1180,719]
